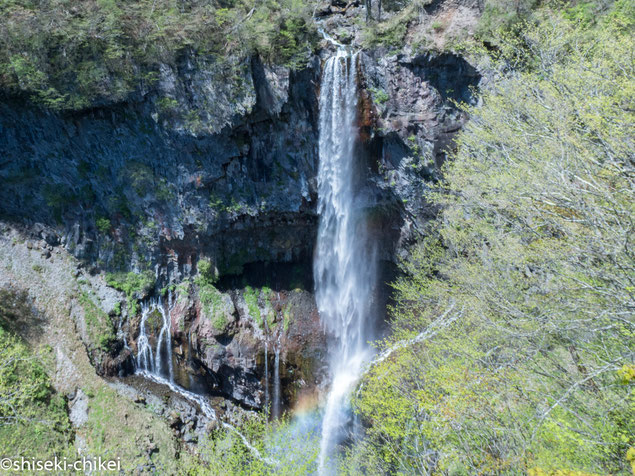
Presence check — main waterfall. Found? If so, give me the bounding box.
[314,47,377,472]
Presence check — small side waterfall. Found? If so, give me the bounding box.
[133,293,277,466]
[135,292,175,382]
[264,340,270,413]
[314,46,377,472]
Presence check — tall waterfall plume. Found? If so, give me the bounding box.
[314,46,378,473]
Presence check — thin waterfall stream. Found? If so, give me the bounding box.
[273,334,282,420]
[314,44,378,473]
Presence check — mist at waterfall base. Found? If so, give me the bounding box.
[129,44,378,474]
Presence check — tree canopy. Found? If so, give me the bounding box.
[350,4,634,474]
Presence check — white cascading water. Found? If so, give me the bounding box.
[264,340,270,412]
[133,292,277,465]
[136,292,175,382]
[314,46,377,473]
[273,335,282,419]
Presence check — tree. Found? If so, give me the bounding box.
[350,5,635,474]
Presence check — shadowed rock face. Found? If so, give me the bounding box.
[0,44,479,282]
[0,55,321,284]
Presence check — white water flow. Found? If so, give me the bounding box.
[264,340,270,413]
[314,47,377,473]
[273,335,282,419]
[136,293,175,382]
[137,370,277,466]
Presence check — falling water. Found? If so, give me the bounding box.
[137,369,277,466]
[136,293,175,382]
[314,46,377,473]
[264,340,270,413]
[273,336,282,419]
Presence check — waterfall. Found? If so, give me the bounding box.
[265,340,270,414]
[273,335,282,419]
[135,293,175,382]
[137,369,277,466]
[314,47,377,473]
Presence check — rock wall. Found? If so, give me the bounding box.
[0,54,321,284]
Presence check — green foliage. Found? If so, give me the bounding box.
[96,217,111,234]
[0,300,71,460]
[369,87,389,105]
[105,270,155,316]
[353,8,634,475]
[183,412,321,475]
[78,292,116,351]
[475,0,539,42]
[0,0,319,110]
[240,286,275,330]
[197,281,229,332]
[196,258,218,286]
[243,285,261,326]
[362,13,409,48]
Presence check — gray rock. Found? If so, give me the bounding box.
[69,389,89,428]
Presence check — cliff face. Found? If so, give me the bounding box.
[0,18,481,412]
[0,54,321,282]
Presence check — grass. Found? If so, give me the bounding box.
[243,286,261,327]
[78,292,116,351]
[105,270,155,316]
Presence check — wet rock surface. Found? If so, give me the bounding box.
[133,284,329,412]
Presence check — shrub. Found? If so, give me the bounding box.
[105,270,155,315]
[96,217,111,234]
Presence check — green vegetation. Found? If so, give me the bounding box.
[283,308,292,334]
[0,291,72,460]
[362,11,409,48]
[95,217,111,234]
[194,258,231,331]
[0,288,189,473]
[184,413,320,474]
[241,286,276,330]
[198,282,228,332]
[105,270,155,316]
[0,0,319,110]
[368,87,389,105]
[196,258,218,286]
[243,285,262,326]
[78,292,116,351]
[350,5,634,475]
